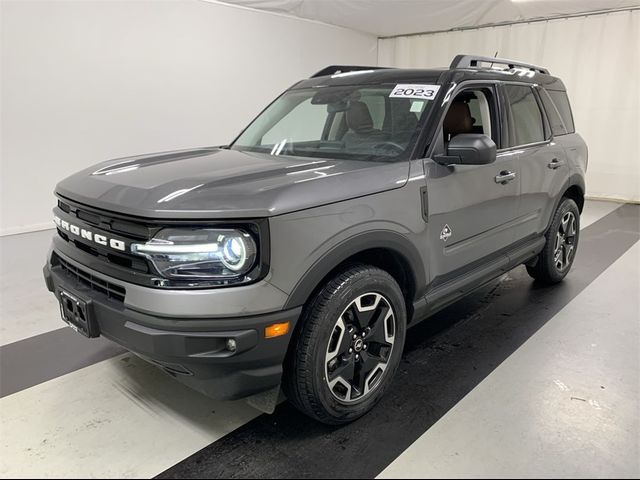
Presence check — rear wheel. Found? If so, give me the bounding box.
[527,197,580,284]
[283,264,406,424]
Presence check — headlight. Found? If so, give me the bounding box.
[131,228,257,280]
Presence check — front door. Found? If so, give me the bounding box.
[425,85,520,285]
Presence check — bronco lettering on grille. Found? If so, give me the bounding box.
[54,215,126,252]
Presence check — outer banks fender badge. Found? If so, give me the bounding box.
[440,224,452,242]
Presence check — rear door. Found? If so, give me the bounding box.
[502,83,570,241]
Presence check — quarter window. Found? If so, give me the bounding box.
[547,90,575,133]
[504,85,545,146]
[539,88,568,136]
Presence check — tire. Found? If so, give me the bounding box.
[526,197,580,284]
[283,264,407,425]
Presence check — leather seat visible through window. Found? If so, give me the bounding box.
[343,101,388,150]
[443,100,474,140]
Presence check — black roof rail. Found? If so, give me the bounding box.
[311,65,388,78]
[450,54,550,75]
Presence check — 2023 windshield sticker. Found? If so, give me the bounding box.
[389,84,441,100]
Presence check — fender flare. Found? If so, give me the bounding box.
[283,230,427,309]
[546,173,586,231]
[567,172,586,200]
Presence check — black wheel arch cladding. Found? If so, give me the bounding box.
[284,230,426,311]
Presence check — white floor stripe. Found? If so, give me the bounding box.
[579,199,621,229]
[0,353,261,479]
[378,243,640,478]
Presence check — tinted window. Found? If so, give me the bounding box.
[539,88,568,136]
[504,85,545,146]
[547,90,575,133]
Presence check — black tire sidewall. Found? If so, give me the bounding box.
[305,266,406,423]
[540,198,580,282]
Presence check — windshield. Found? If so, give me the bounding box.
[230,84,436,162]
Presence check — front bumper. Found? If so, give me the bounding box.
[43,251,301,400]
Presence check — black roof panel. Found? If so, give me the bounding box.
[294,65,564,91]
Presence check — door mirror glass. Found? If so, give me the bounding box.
[434,133,496,166]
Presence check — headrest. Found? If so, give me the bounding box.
[443,101,473,137]
[346,101,374,133]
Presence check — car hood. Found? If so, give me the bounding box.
[55,147,410,219]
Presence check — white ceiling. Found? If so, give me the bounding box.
[219,0,640,37]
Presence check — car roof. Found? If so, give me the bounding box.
[292,55,566,91]
[294,68,447,89]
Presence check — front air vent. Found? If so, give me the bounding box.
[76,209,101,226]
[58,200,71,213]
[53,253,126,303]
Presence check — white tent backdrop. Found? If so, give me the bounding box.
[379,10,640,203]
[222,0,640,37]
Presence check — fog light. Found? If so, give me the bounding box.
[265,322,290,339]
[225,338,237,352]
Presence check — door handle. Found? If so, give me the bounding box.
[495,170,516,184]
[548,158,565,169]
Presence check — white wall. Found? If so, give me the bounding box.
[0,0,377,235]
[379,10,640,203]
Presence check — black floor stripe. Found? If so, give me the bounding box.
[0,327,125,397]
[157,203,639,479]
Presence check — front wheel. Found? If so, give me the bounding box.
[527,197,580,284]
[283,264,406,424]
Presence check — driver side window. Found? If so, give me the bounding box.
[442,89,497,144]
[467,92,492,139]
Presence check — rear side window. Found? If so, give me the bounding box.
[546,90,575,134]
[539,89,568,136]
[504,85,545,146]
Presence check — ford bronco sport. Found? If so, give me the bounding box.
[44,55,587,424]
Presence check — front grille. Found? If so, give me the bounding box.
[55,198,154,276]
[56,230,149,274]
[54,195,269,289]
[58,199,153,239]
[54,254,126,303]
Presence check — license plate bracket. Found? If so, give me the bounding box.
[58,289,100,338]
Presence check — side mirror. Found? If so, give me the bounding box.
[434,134,497,166]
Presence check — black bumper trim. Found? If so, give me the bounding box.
[44,261,301,400]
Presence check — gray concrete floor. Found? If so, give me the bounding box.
[379,242,640,478]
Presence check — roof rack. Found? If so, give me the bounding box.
[450,54,550,75]
[310,65,388,78]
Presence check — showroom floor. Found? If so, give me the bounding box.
[0,200,638,479]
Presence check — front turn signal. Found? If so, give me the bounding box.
[265,322,290,338]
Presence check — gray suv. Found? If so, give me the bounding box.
[44,55,587,424]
